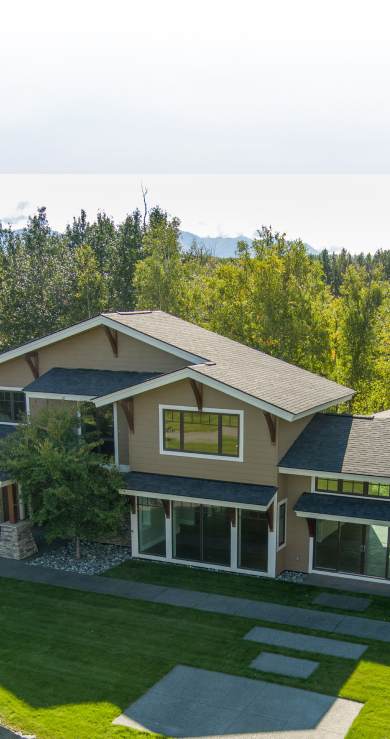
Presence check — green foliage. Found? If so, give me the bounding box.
[0,409,125,555]
[0,206,388,415]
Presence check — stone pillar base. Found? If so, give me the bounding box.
[0,520,38,560]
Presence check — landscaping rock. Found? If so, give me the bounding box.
[25,540,131,575]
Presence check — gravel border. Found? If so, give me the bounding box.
[25,540,132,575]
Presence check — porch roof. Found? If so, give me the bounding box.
[24,367,162,398]
[294,492,390,526]
[121,471,276,509]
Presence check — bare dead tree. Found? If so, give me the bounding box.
[141,183,148,232]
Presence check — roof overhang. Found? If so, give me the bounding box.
[120,488,276,511]
[25,391,93,402]
[294,492,390,527]
[279,467,390,485]
[0,314,206,367]
[93,365,344,422]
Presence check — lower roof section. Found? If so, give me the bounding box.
[121,471,277,510]
[24,367,161,398]
[294,492,390,526]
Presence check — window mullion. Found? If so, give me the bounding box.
[218,415,222,455]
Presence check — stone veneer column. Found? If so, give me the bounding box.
[0,520,38,559]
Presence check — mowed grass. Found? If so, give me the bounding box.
[105,557,390,621]
[1,575,390,739]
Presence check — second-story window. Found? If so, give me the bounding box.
[162,408,241,459]
[316,477,390,499]
[0,391,26,423]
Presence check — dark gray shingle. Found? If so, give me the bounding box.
[294,492,390,523]
[121,471,276,508]
[280,413,390,478]
[24,367,161,398]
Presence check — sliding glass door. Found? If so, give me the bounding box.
[314,519,390,579]
[239,509,268,572]
[172,502,231,566]
[138,497,166,557]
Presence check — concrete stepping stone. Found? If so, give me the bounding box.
[313,592,371,612]
[113,664,363,737]
[244,626,367,659]
[251,651,319,678]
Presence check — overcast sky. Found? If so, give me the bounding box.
[1,0,390,173]
[1,1,390,250]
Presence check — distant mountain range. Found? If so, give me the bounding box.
[180,231,319,258]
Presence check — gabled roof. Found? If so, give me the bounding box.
[24,367,161,399]
[0,310,354,421]
[279,413,390,479]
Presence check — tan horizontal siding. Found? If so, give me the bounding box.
[277,473,312,573]
[128,380,277,485]
[0,326,187,389]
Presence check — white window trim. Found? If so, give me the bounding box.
[0,387,27,425]
[159,404,244,463]
[130,498,276,578]
[277,498,287,551]
[279,467,390,485]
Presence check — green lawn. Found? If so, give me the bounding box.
[1,572,390,738]
[105,557,390,621]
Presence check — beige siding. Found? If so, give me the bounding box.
[276,473,312,574]
[128,380,277,485]
[277,415,313,461]
[0,326,187,388]
[29,398,77,416]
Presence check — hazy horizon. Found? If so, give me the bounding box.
[1,174,390,254]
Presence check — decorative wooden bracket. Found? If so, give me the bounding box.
[25,351,39,379]
[266,503,274,532]
[129,495,136,514]
[162,499,171,519]
[120,398,134,433]
[263,412,276,444]
[189,379,203,411]
[307,518,316,538]
[227,508,236,527]
[104,327,118,357]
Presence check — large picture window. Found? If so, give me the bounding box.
[172,501,231,566]
[0,391,26,423]
[314,519,390,580]
[81,403,115,459]
[162,407,241,459]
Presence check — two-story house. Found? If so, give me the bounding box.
[0,310,389,586]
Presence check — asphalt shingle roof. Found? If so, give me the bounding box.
[121,471,276,508]
[294,492,390,524]
[104,311,354,417]
[24,367,161,398]
[280,413,390,478]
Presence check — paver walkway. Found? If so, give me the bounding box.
[250,652,319,678]
[245,626,367,659]
[1,558,390,642]
[313,592,371,611]
[113,665,363,737]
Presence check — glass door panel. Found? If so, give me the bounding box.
[364,525,389,579]
[338,522,364,574]
[172,502,202,561]
[239,510,268,572]
[315,520,339,570]
[202,506,231,566]
[138,497,166,556]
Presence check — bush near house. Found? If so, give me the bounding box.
[0,409,126,558]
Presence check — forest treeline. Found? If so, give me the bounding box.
[0,206,389,414]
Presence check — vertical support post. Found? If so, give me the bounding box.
[165,500,173,560]
[230,507,238,569]
[113,402,119,467]
[7,484,18,524]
